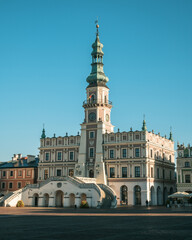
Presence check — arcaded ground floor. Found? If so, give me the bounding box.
[0,207,192,240]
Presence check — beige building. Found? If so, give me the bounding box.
[177,143,192,193]
[37,24,176,206]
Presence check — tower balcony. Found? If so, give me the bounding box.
[83,99,112,108]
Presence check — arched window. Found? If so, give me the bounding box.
[134,185,141,205]
[120,185,128,205]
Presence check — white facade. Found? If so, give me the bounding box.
[0,24,176,207]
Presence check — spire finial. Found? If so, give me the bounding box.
[41,124,46,139]
[169,126,173,141]
[142,115,147,131]
[95,18,99,36]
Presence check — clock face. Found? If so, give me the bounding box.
[89,112,96,121]
[106,114,109,122]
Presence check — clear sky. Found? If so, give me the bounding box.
[0,0,192,162]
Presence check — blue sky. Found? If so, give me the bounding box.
[0,0,191,161]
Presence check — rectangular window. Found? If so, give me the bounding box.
[57,152,62,161]
[2,182,5,189]
[69,169,74,177]
[18,170,22,176]
[151,150,153,158]
[10,171,13,177]
[185,175,190,183]
[9,182,13,189]
[151,167,153,178]
[157,168,160,179]
[122,167,127,178]
[135,166,140,177]
[3,171,6,177]
[163,169,165,179]
[135,148,140,157]
[90,148,94,158]
[45,153,50,161]
[170,171,172,180]
[18,182,21,188]
[185,162,190,167]
[135,135,140,140]
[27,170,31,176]
[123,135,127,141]
[69,151,74,161]
[89,131,95,139]
[122,149,127,158]
[44,169,48,180]
[110,167,115,178]
[110,150,114,159]
[57,169,62,176]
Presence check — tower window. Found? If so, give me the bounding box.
[89,131,95,139]
[89,148,94,158]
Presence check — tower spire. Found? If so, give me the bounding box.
[86,22,109,87]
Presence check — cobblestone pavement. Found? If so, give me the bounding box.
[0,207,192,240]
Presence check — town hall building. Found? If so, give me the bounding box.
[0,24,176,207]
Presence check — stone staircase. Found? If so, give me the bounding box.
[98,184,117,208]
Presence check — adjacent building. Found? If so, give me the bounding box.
[0,154,38,194]
[177,143,192,193]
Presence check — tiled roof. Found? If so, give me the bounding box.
[0,158,39,169]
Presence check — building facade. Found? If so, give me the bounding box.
[0,154,38,194]
[177,143,192,193]
[37,24,176,206]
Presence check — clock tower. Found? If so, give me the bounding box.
[76,23,114,184]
